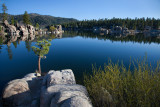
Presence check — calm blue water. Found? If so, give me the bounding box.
[0,32,160,94]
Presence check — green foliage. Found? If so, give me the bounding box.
[25,41,31,52]
[32,39,51,57]
[0,13,77,28]
[7,46,13,60]
[35,23,40,29]
[64,31,160,44]
[14,20,18,25]
[0,26,1,32]
[50,26,56,31]
[84,59,160,107]
[62,17,160,30]
[0,37,3,45]
[2,3,8,22]
[11,16,14,25]
[23,11,31,25]
[12,42,17,48]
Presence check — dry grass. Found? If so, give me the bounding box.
[84,59,160,107]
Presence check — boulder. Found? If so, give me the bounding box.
[7,25,17,36]
[2,69,92,107]
[56,25,62,31]
[3,20,18,36]
[27,24,35,35]
[16,30,20,36]
[2,79,32,107]
[23,73,37,81]
[46,69,76,87]
[40,84,90,107]
[20,26,28,35]
[4,20,9,27]
[50,90,90,106]
[61,96,92,107]
[10,36,18,42]
[51,25,64,34]
[8,25,16,32]
[15,22,20,28]
[55,33,62,38]
[23,73,42,107]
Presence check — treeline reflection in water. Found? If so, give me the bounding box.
[0,31,160,60]
[0,33,62,60]
[63,31,160,44]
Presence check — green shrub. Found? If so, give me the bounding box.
[84,59,160,107]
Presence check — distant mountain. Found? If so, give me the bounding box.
[0,13,78,28]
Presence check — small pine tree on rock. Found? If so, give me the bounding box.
[32,39,52,74]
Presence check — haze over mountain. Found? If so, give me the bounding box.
[0,13,78,28]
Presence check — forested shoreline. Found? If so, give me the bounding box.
[62,18,160,30]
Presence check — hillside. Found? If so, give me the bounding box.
[0,13,78,28]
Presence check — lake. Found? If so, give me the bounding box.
[0,32,160,94]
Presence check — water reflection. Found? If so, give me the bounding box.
[64,31,160,44]
[0,45,2,53]
[1,31,160,46]
[0,33,62,59]
[25,41,32,52]
[6,45,13,60]
[13,42,17,48]
[0,31,160,60]
[0,31,160,96]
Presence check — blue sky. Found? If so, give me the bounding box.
[1,0,160,20]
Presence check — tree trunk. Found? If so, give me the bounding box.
[38,56,41,74]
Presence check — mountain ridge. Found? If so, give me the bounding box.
[0,13,78,28]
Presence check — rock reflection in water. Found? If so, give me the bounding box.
[0,33,62,60]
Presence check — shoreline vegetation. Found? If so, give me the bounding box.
[84,58,160,107]
[62,17,160,31]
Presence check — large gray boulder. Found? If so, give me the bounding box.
[4,20,9,27]
[41,69,92,107]
[51,25,64,34]
[40,84,91,107]
[2,73,42,107]
[8,25,16,32]
[51,90,92,107]
[56,25,62,31]
[27,24,35,35]
[61,96,92,107]
[20,25,28,35]
[2,79,32,107]
[2,69,92,107]
[7,25,17,36]
[23,73,42,107]
[46,69,76,87]
[3,20,19,36]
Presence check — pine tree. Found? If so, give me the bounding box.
[23,11,31,25]
[2,3,8,22]
[11,16,14,25]
[32,39,52,74]
[36,23,40,29]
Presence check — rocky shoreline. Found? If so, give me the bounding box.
[0,20,64,37]
[2,69,92,107]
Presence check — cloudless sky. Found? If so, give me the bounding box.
[0,0,160,20]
